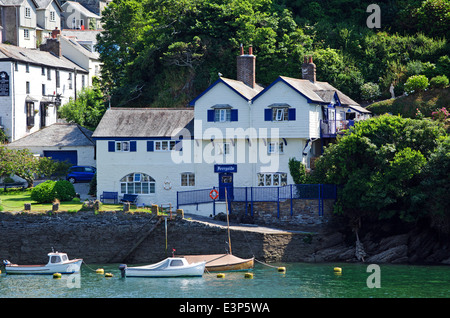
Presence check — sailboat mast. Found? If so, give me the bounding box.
[225,188,232,255]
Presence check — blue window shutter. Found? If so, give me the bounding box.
[207,109,215,122]
[230,109,238,121]
[130,141,137,152]
[147,141,154,152]
[288,108,296,121]
[108,141,115,152]
[264,108,272,121]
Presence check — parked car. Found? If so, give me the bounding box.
[66,166,96,183]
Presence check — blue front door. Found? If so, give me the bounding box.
[218,173,233,201]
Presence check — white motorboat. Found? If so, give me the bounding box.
[119,257,205,278]
[3,251,82,275]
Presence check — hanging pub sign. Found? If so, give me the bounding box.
[0,71,9,96]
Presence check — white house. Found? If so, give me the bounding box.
[93,46,370,216]
[0,39,88,141]
[0,0,62,49]
[60,34,101,86]
[61,1,101,30]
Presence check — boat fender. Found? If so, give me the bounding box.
[119,264,127,278]
[53,273,62,279]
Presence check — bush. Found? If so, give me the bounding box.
[31,180,56,203]
[53,180,76,202]
[404,75,429,94]
[30,180,76,203]
[429,75,449,88]
[360,82,381,101]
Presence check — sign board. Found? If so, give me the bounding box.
[0,71,9,96]
[214,164,237,173]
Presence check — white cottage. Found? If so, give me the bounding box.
[93,46,370,216]
[0,39,89,141]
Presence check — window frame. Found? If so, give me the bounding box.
[181,172,195,187]
[120,173,155,195]
[115,141,130,152]
[272,107,289,121]
[257,173,288,187]
[154,140,176,151]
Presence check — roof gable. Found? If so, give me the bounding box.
[252,76,360,107]
[189,77,263,106]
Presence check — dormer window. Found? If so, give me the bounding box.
[50,11,56,21]
[273,107,288,121]
[264,104,296,122]
[207,105,238,122]
[216,109,230,122]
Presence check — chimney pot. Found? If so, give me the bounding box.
[237,45,256,88]
[302,55,316,82]
[248,45,253,55]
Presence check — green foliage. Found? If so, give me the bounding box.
[312,115,447,226]
[53,180,76,202]
[404,75,429,94]
[0,147,40,187]
[31,180,76,203]
[360,82,381,101]
[58,82,106,130]
[88,172,97,196]
[288,157,308,184]
[31,180,56,203]
[37,157,72,180]
[429,75,449,88]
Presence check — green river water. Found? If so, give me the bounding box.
[0,262,448,298]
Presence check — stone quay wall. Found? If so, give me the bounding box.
[0,211,316,265]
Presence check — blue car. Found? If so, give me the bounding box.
[66,166,96,183]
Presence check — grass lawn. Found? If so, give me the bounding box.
[0,189,151,213]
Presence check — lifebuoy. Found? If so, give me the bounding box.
[209,189,219,200]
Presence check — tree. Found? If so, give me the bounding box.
[58,81,106,130]
[0,147,40,187]
[313,115,447,227]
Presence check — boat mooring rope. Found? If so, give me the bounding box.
[82,260,98,272]
[254,258,279,269]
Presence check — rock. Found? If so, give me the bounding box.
[366,245,408,263]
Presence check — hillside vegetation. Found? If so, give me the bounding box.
[97,0,450,108]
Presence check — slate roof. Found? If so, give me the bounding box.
[260,76,361,107]
[92,108,194,138]
[61,1,101,19]
[7,123,94,147]
[0,43,88,72]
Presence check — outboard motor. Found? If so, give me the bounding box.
[118,264,127,278]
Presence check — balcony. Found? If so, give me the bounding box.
[320,119,355,137]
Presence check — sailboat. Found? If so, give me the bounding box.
[183,189,254,272]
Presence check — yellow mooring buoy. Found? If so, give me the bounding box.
[53,272,62,279]
[105,272,113,278]
[217,273,225,278]
[277,267,286,273]
[244,272,253,279]
[96,268,104,274]
[334,267,342,274]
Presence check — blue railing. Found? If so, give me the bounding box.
[177,184,337,218]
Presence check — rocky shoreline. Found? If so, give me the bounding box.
[0,210,449,266]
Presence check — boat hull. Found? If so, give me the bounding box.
[4,259,83,275]
[124,258,206,278]
[183,254,254,272]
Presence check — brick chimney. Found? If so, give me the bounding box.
[237,44,256,88]
[39,28,61,57]
[301,55,316,82]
